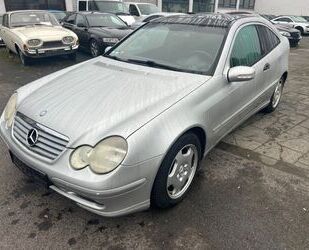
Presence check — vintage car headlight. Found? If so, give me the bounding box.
[103,38,119,43]
[62,36,75,44]
[3,93,18,128]
[70,136,128,174]
[280,31,291,37]
[27,39,43,47]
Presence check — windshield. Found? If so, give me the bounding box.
[292,16,308,23]
[89,1,129,14]
[137,4,160,15]
[10,12,59,27]
[86,14,127,27]
[0,15,2,25]
[51,12,66,21]
[107,23,226,75]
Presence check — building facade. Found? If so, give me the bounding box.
[0,0,308,16]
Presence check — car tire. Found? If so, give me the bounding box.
[263,76,285,113]
[151,132,202,209]
[89,39,101,57]
[68,52,77,61]
[17,48,30,66]
[295,27,304,35]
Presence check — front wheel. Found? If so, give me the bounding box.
[151,133,202,208]
[263,77,284,113]
[89,39,101,57]
[18,49,30,66]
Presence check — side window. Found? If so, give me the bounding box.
[76,14,87,27]
[3,14,8,27]
[276,17,291,23]
[230,25,262,67]
[78,1,87,11]
[256,25,280,54]
[129,5,139,16]
[66,14,76,24]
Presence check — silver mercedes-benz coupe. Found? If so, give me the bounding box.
[0,14,289,217]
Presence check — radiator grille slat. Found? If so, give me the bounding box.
[12,112,69,161]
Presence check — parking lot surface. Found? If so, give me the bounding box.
[0,40,309,249]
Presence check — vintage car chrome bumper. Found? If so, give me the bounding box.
[24,44,79,58]
[0,118,163,217]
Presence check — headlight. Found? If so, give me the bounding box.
[3,93,18,128]
[102,37,119,43]
[62,36,74,44]
[70,136,128,174]
[27,39,43,47]
[280,31,291,37]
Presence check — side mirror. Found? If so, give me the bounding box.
[228,66,255,82]
[77,22,86,28]
[105,46,112,54]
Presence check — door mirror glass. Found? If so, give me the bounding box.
[228,66,256,82]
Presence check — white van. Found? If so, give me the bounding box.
[77,0,136,25]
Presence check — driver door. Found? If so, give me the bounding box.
[210,24,265,141]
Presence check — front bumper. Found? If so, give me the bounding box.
[24,44,79,58]
[0,119,163,217]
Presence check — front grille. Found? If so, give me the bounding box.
[13,112,69,161]
[41,41,64,48]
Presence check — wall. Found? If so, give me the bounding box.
[0,0,5,13]
[255,0,309,16]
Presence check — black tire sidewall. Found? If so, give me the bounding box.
[151,133,202,209]
[90,39,101,57]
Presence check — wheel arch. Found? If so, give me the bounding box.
[282,71,288,85]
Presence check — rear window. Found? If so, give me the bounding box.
[256,25,280,55]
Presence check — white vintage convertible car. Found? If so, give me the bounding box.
[0,10,79,65]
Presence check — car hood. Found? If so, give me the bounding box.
[18,57,210,147]
[13,25,73,40]
[89,27,132,39]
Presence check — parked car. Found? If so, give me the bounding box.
[131,12,184,29]
[48,10,68,22]
[0,10,79,65]
[62,12,132,57]
[260,14,277,21]
[302,16,309,22]
[77,0,135,25]
[0,13,289,217]
[0,14,4,46]
[275,24,302,47]
[271,15,309,35]
[126,2,160,20]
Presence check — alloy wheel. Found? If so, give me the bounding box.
[166,144,198,199]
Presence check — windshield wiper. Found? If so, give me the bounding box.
[125,58,187,72]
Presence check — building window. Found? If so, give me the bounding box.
[4,0,66,11]
[162,0,189,13]
[193,0,215,12]
[239,0,255,9]
[218,0,237,8]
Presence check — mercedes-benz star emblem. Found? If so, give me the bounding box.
[27,128,39,147]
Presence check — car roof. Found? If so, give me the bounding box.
[6,10,49,15]
[71,11,115,16]
[150,13,254,28]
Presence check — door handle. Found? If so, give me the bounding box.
[263,63,270,71]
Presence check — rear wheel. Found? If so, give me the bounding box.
[151,133,202,208]
[263,77,284,113]
[89,39,101,57]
